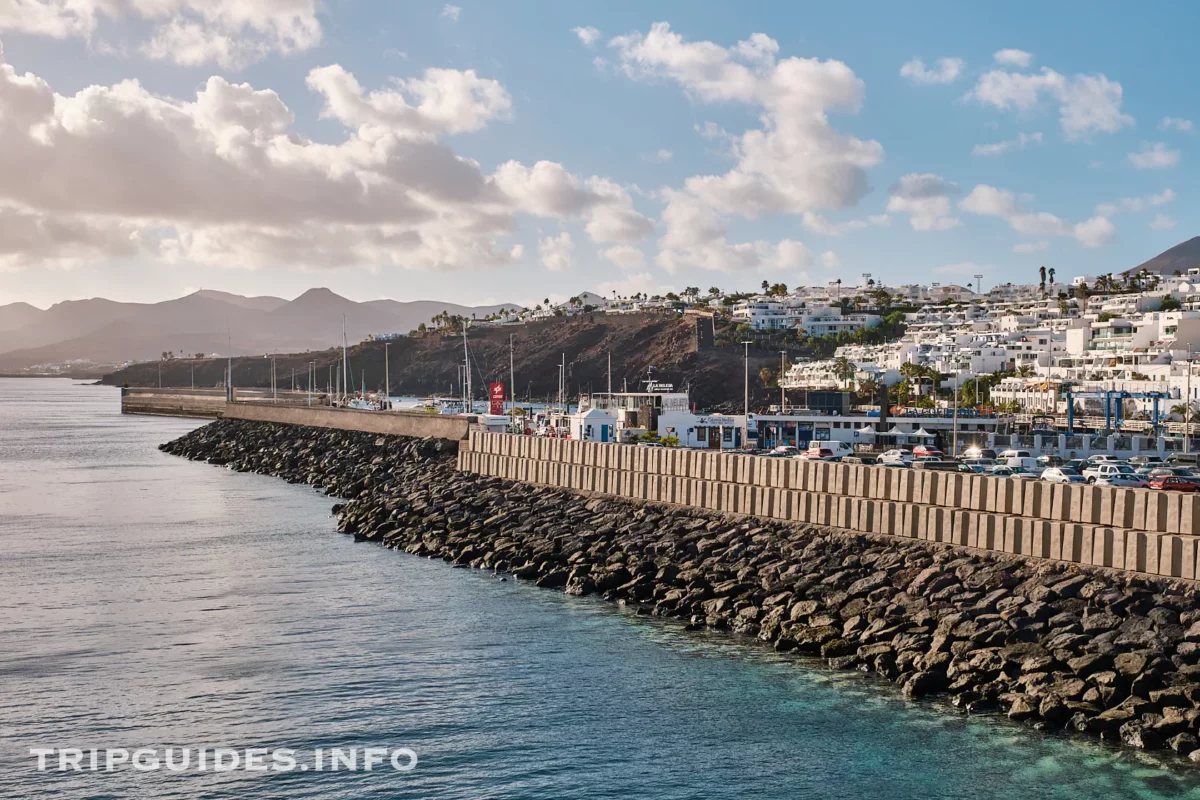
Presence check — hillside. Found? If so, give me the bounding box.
[1123,236,1200,277]
[102,313,788,410]
[0,288,517,370]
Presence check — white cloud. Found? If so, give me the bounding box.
[572,26,601,47]
[601,245,646,269]
[1101,188,1175,214]
[0,0,323,69]
[609,23,881,272]
[1013,241,1049,254]
[994,49,1034,68]
[643,148,673,163]
[538,232,572,271]
[900,57,964,85]
[1159,116,1194,133]
[1129,142,1181,169]
[441,4,461,22]
[492,163,653,244]
[960,185,1114,248]
[0,47,643,272]
[821,251,840,269]
[886,173,960,231]
[972,131,1042,156]
[308,63,512,137]
[595,271,658,298]
[969,66,1132,140]
[1150,214,1177,231]
[800,212,889,236]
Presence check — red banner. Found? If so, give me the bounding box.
[489,382,505,415]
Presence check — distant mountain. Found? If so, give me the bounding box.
[0,302,45,333]
[1122,236,1200,278]
[0,289,519,369]
[191,289,288,312]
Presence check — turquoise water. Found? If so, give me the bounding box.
[2,378,1200,799]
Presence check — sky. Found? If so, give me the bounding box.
[0,0,1196,310]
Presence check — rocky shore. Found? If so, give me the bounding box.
[163,420,1200,762]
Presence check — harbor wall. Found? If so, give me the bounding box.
[120,388,227,419]
[225,402,471,440]
[459,431,1200,580]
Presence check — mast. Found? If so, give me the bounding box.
[340,311,350,400]
[463,320,471,414]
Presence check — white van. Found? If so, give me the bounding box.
[801,441,854,461]
[1005,456,1043,475]
[998,449,1032,459]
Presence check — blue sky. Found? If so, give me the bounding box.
[0,0,1195,308]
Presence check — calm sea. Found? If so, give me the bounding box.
[3,378,1200,799]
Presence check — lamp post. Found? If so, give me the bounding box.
[742,340,752,445]
[779,350,787,412]
[384,342,390,406]
[1188,348,1193,455]
[952,362,961,458]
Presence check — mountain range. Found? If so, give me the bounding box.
[0,288,517,370]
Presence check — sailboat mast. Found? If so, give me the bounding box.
[463,321,471,413]
[341,315,348,403]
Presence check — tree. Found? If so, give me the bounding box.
[1016,365,1036,378]
[759,366,776,387]
[761,280,770,294]
[769,282,788,296]
[708,286,721,297]
[1039,265,1047,295]
[1160,296,1182,312]
[832,356,856,389]
[1048,267,1056,286]
[660,435,680,447]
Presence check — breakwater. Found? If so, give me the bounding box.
[160,419,1200,763]
[461,432,1200,579]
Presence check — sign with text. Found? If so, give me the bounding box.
[489,382,505,415]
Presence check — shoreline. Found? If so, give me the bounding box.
[162,419,1200,765]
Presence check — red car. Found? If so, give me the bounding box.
[1149,475,1200,492]
[913,445,944,458]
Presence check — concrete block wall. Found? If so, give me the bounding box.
[457,432,1200,580]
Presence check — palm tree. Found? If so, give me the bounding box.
[1039,265,1047,295]
[832,356,856,390]
[1016,365,1036,379]
[1048,267,1056,286]
[761,280,770,294]
[899,362,923,396]
[857,377,880,402]
[708,286,720,297]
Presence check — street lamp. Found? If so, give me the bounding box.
[384,342,390,407]
[742,340,752,445]
[779,350,787,412]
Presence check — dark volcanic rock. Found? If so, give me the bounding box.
[160,418,1200,766]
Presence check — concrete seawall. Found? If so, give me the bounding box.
[120,388,227,419]
[459,432,1200,581]
[224,402,471,440]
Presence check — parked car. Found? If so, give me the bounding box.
[1042,467,1088,484]
[1065,458,1088,473]
[1166,453,1200,468]
[769,445,800,456]
[842,454,879,465]
[1149,474,1200,492]
[1129,455,1165,467]
[963,446,998,461]
[991,465,1041,479]
[799,447,842,462]
[998,449,1033,459]
[1086,454,1122,465]
[1084,463,1148,487]
[1149,467,1196,477]
[879,449,914,465]
[912,445,944,458]
[1036,454,1065,468]
[912,460,960,471]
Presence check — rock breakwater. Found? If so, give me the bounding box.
[163,420,1200,762]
